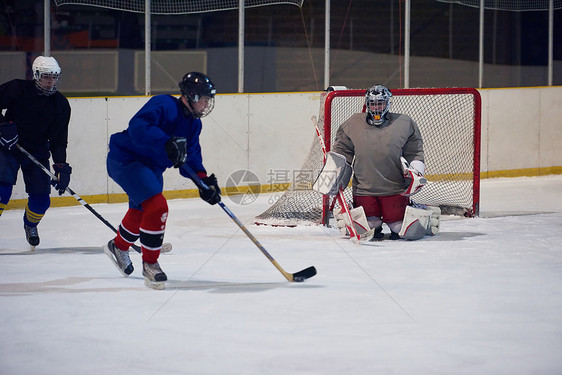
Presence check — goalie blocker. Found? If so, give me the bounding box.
[312,151,352,195]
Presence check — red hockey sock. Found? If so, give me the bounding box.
[114,208,143,251]
[140,194,168,264]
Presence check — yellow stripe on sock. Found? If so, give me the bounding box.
[25,205,45,224]
[0,202,6,216]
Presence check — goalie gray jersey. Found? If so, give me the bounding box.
[332,112,424,196]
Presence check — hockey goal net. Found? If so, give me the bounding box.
[255,87,481,226]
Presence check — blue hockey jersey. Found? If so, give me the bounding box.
[108,95,207,178]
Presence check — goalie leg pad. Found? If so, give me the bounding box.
[398,205,431,240]
[349,206,370,234]
[335,206,371,237]
[335,211,350,236]
[425,206,441,235]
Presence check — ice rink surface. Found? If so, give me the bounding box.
[1,175,562,375]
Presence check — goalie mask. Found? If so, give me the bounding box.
[178,72,216,118]
[32,56,61,96]
[365,84,392,126]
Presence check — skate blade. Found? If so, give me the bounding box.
[30,245,36,252]
[144,278,165,290]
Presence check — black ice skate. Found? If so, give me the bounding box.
[24,224,40,249]
[389,231,401,240]
[103,239,134,276]
[369,227,384,241]
[142,261,167,290]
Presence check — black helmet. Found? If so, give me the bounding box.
[178,72,216,102]
[178,72,216,118]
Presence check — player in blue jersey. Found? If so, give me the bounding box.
[0,56,72,248]
[103,72,221,289]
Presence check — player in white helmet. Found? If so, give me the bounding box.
[331,84,438,241]
[0,56,71,248]
[32,56,62,96]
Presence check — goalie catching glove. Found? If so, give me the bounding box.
[400,157,427,196]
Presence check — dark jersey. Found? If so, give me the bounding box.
[108,94,206,177]
[0,79,71,163]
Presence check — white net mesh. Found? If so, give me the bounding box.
[255,88,481,227]
[436,0,562,11]
[52,0,303,14]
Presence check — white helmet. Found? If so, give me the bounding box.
[365,84,392,126]
[32,56,61,96]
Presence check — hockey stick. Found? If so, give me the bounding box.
[311,116,363,243]
[184,166,316,282]
[14,144,151,253]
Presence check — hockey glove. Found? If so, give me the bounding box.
[199,174,221,205]
[0,121,18,150]
[165,137,187,168]
[400,157,427,196]
[312,151,352,196]
[51,163,72,195]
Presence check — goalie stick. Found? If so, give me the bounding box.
[311,115,365,244]
[183,165,316,282]
[15,144,172,254]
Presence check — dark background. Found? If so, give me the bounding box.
[1,0,560,92]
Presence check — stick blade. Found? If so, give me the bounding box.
[292,266,317,282]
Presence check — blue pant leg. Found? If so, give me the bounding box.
[0,182,13,216]
[0,183,13,204]
[0,147,20,185]
[107,157,164,208]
